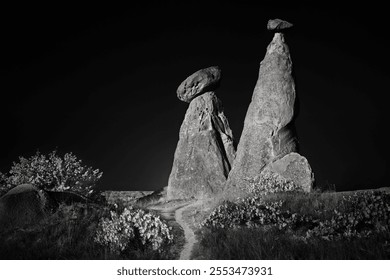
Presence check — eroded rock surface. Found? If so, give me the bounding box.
[226,20,314,193]
[261,152,314,192]
[177,66,221,103]
[168,67,235,199]
[227,32,297,190]
[267,18,293,31]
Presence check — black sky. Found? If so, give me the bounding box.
[1,2,389,191]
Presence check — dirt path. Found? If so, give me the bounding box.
[175,203,197,260]
[150,200,202,260]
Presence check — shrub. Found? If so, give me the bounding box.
[0,202,177,260]
[94,206,173,254]
[201,195,310,230]
[245,169,303,196]
[306,191,390,240]
[202,190,390,242]
[2,150,102,197]
[202,173,308,229]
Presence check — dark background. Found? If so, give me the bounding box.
[1,2,388,191]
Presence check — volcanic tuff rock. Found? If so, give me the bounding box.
[0,185,92,230]
[0,184,55,229]
[260,152,314,193]
[226,20,314,193]
[267,19,293,31]
[168,67,235,199]
[177,66,221,103]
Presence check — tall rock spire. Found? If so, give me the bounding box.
[167,66,235,200]
[226,19,314,194]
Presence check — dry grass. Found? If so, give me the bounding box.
[193,188,390,260]
[195,226,390,259]
[0,201,182,260]
[2,187,389,260]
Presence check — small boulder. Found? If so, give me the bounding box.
[267,19,293,31]
[0,184,55,229]
[261,152,314,192]
[177,66,221,103]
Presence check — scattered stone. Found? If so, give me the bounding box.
[0,184,55,229]
[267,18,293,31]
[261,152,314,192]
[177,66,221,103]
[168,83,235,199]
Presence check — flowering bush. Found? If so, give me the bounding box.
[1,150,102,197]
[202,195,308,230]
[245,169,303,196]
[94,206,173,253]
[202,190,390,242]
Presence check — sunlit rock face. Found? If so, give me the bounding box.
[267,18,294,31]
[177,66,221,103]
[226,19,314,194]
[167,67,235,200]
[260,152,314,193]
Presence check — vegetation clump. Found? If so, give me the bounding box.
[244,169,304,196]
[0,202,176,259]
[0,150,102,197]
[306,191,390,240]
[198,173,390,259]
[94,205,173,253]
[202,190,390,240]
[0,150,177,259]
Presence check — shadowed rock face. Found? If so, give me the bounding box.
[177,66,221,103]
[0,184,94,230]
[167,91,235,200]
[226,32,298,191]
[0,184,54,229]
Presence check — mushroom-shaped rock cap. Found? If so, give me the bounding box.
[177,66,221,103]
[267,19,293,31]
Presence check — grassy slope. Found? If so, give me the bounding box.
[1,187,389,259]
[192,188,390,260]
[196,227,390,259]
[0,200,183,260]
